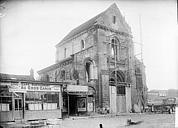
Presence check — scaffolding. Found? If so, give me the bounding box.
[134,15,146,111]
[105,14,146,111]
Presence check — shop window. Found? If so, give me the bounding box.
[0,96,12,111]
[117,86,125,95]
[77,97,86,112]
[25,92,59,111]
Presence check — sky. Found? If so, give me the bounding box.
[0,0,177,90]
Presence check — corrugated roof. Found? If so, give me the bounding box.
[0,73,35,81]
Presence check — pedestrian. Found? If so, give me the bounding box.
[151,104,154,112]
[99,124,103,128]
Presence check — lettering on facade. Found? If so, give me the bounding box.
[8,82,60,92]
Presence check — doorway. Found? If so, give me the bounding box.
[69,95,78,115]
[14,97,23,120]
[116,86,126,113]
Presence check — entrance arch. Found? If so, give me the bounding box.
[109,70,127,113]
[109,70,125,84]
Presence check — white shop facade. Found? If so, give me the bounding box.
[0,80,62,122]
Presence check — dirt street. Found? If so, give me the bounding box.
[46,113,175,128]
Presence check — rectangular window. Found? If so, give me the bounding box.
[0,97,12,111]
[113,16,116,24]
[15,99,22,110]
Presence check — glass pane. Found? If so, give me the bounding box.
[19,99,22,110]
[15,99,18,110]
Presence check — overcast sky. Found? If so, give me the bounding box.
[0,0,177,90]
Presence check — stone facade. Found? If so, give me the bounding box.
[38,3,147,113]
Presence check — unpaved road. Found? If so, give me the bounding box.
[46,113,175,128]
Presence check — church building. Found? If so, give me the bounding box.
[38,3,147,116]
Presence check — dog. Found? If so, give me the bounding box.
[127,119,143,126]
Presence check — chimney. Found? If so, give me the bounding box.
[30,68,34,79]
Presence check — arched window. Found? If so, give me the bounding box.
[111,38,118,58]
[86,62,91,82]
[85,60,96,82]
[81,40,85,50]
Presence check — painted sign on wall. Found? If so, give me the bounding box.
[67,85,88,92]
[8,82,61,92]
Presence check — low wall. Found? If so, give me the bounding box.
[25,109,62,120]
[0,111,14,122]
[0,109,62,122]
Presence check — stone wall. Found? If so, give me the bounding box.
[56,28,96,63]
[38,4,147,113]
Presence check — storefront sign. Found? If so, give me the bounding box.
[9,82,61,92]
[67,85,88,92]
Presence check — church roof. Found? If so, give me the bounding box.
[56,3,130,47]
[37,56,73,74]
[59,12,104,45]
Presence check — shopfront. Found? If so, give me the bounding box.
[62,85,95,117]
[0,81,62,122]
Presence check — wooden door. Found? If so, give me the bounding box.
[116,95,126,113]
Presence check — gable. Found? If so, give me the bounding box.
[56,3,131,47]
[97,3,131,34]
[56,12,104,47]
